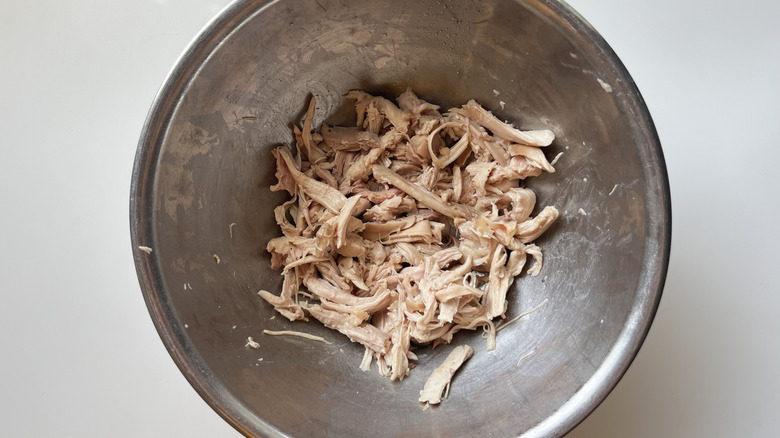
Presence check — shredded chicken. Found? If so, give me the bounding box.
[418,345,473,405]
[245,337,260,349]
[261,89,559,386]
[262,329,332,345]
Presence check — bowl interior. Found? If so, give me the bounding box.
[131,0,669,436]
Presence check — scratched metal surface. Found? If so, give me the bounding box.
[130,0,670,436]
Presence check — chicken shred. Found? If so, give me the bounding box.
[418,345,473,405]
[261,89,559,386]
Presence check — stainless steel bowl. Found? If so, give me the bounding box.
[130,0,670,436]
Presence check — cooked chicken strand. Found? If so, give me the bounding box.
[418,345,473,405]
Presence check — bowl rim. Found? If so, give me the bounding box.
[129,0,671,436]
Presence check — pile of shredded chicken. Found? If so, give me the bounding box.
[259,89,558,381]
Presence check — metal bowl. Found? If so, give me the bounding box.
[130,0,670,436]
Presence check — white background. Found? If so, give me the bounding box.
[1,0,778,436]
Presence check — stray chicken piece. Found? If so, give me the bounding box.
[262,329,332,345]
[418,345,473,405]
[260,88,559,395]
[245,337,260,349]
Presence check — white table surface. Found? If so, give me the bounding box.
[2,0,778,436]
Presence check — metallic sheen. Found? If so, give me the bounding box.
[130,0,671,436]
